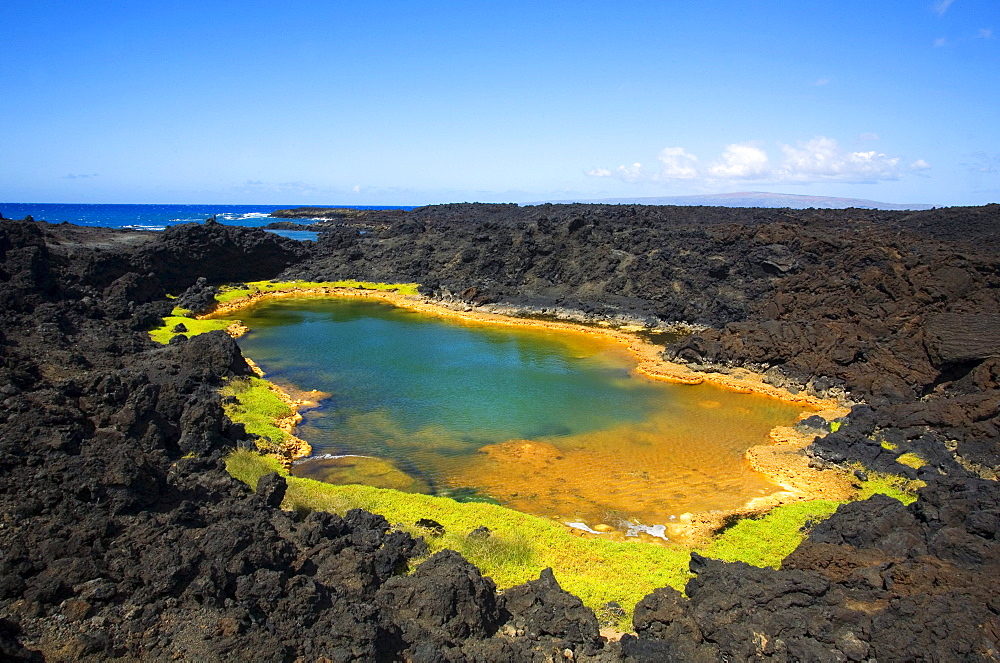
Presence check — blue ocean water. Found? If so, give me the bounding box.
[0,203,414,241]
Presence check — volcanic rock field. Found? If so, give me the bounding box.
[1,203,998,661]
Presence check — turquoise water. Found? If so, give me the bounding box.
[244,302,649,438]
[234,297,806,530]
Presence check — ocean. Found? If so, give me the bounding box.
[0,203,415,241]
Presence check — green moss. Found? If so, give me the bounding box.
[880,439,898,450]
[699,500,842,567]
[853,467,924,505]
[220,377,294,452]
[896,452,927,469]
[829,421,842,433]
[148,316,231,344]
[225,447,285,488]
[215,279,420,304]
[458,530,535,578]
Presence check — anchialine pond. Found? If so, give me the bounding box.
[227,295,821,538]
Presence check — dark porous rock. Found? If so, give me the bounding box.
[290,509,348,547]
[255,472,287,508]
[629,586,714,661]
[619,633,712,663]
[806,405,921,475]
[667,554,881,661]
[174,276,219,314]
[176,388,231,455]
[415,518,446,536]
[171,322,188,333]
[796,414,831,433]
[925,311,1000,365]
[102,271,164,319]
[262,220,326,231]
[807,374,844,398]
[3,205,1000,659]
[135,221,310,293]
[170,330,253,383]
[763,364,806,392]
[808,493,928,558]
[911,475,1000,567]
[467,525,491,540]
[0,617,43,662]
[503,567,602,650]
[270,206,389,220]
[375,550,502,657]
[753,242,800,275]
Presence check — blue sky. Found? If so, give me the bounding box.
[2,1,997,206]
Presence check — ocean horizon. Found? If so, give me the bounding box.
[0,203,416,232]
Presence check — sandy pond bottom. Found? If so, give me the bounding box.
[234,297,807,537]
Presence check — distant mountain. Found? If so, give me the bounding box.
[530,191,934,211]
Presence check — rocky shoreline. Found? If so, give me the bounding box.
[1,205,999,660]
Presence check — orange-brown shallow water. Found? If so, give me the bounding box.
[440,388,798,529]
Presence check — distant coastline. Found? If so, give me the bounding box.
[529,190,935,210]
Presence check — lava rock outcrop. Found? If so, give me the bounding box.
[2,204,999,661]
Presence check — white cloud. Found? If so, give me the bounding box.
[978,28,994,39]
[778,137,901,182]
[934,36,947,47]
[590,136,922,186]
[708,143,771,179]
[814,77,830,86]
[780,137,841,176]
[615,162,646,182]
[63,173,98,179]
[352,184,362,193]
[656,147,699,179]
[934,0,955,15]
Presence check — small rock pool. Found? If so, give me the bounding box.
[233,297,807,536]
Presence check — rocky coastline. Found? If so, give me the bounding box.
[1,204,999,660]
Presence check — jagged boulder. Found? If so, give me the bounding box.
[174,276,219,314]
[503,567,603,650]
[375,550,503,658]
